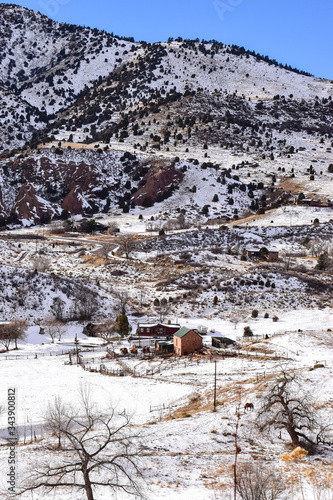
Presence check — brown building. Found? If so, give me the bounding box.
[267,250,279,262]
[247,249,261,259]
[173,327,203,356]
[247,248,279,261]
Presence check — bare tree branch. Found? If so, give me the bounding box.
[19,390,149,500]
[117,234,137,259]
[236,461,286,500]
[257,369,332,451]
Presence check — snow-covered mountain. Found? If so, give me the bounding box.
[0,3,332,226]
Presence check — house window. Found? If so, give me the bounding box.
[140,328,144,333]
[147,328,150,333]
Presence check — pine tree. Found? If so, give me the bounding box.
[116,314,129,336]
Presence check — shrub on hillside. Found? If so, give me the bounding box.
[244,326,253,337]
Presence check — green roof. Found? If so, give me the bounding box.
[213,337,235,344]
[174,327,192,339]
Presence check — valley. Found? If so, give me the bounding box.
[0,3,332,499]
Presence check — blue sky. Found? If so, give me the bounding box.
[3,0,332,79]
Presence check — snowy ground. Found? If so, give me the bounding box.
[0,203,333,499]
[0,316,333,499]
[233,205,333,227]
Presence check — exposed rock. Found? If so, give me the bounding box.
[62,185,91,215]
[132,162,183,206]
[10,155,102,216]
[11,183,56,224]
[11,156,100,195]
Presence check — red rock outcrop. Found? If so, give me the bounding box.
[132,162,183,206]
[10,156,101,215]
[62,185,89,215]
[11,183,55,224]
[11,157,100,193]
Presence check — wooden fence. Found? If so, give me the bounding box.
[0,346,107,362]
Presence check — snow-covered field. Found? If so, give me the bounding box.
[0,309,333,499]
[234,206,333,227]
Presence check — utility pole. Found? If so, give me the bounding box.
[74,333,79,365]
[213,360,217,411]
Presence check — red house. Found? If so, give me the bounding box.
[136,322,181,337]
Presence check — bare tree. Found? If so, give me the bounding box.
[279,251,294,271]
[71,289,99,321]
[19,391,148,500]
[114,289,130,315]
[117,234,137,259]
[153,297,170,323]
[309,239,323,258]
[50,296,66,322]
[177,213,187,229]
[49,220,67,235]
[43,316,63,343]
[56,323,65,341]
[8,319,27,349]
[100,241,114,259]
[0,323,13,351]
[137,285,147,308]
[98,319,116,344]
[0,320,27,351]
[236,462,286,500]
[257,369,332,450]
[229,313,245,330]
[45,395,67,449]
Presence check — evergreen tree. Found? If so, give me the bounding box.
[116,314,129,336]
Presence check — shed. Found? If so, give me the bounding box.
[212,336,236,348]
[155,340,174,353]
[247,248,261,258]
[173,327,203,356]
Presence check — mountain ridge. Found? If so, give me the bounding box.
[0,3,332,226]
